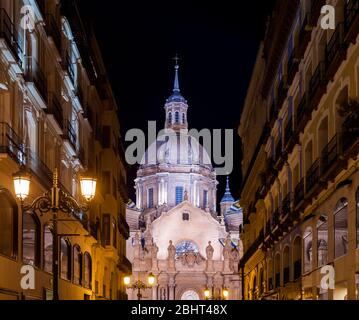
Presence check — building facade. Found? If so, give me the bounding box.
[0,0,130,300]
[126,63,242,300]
[239,0,359,300]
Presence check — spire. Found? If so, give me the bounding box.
[173,63,180,93]
[221,176,235,203]
[166,55,186,103]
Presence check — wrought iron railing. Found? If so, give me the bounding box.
[0,122,25,165]
[47,92,64,129]
[25,56,48,102]
[306,158,320,193]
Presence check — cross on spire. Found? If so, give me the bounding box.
[172,54,181,93]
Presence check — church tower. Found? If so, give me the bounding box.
[164,61,188,132]
[220,176,235,216]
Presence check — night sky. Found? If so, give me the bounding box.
[77,0,276,203]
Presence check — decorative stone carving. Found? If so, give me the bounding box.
[206,241,214,260]
[178,252,205,268]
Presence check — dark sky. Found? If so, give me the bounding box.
[77,0,276,203]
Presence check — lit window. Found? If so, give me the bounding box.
[60,239,71,280]
[22,212,40,267]
[317,215,328,267]
[303,227,313,273]
[73,245,83,285]
[334,198,348,259]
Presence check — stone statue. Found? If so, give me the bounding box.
[184,190,189,201]
[152,243,159,259]
[167,240,176,260]
[206,241,214,260]
[223,236,232,260]
[134,232,140,246]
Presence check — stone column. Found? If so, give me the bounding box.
[168,275,176,300]
[152,285,158,300]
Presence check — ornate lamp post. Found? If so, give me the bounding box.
[124,273,156,300]
[204,287,229,301]
[13,167,97,300]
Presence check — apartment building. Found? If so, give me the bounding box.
[239,0,359,300]
[0,0,131,300]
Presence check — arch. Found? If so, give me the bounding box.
[0,191,18,258]
[182,113,186,124]
[60,238,71,280]
[175,111,180,124]
[334,198,348,259]
[292,236,302,280]
[73,245,83,285]
[317,215,328,267]
[303,227,313,273]
[181,290,200,300]
[22,211,40,267]
[168,112,172,124]
[84,252,92,289]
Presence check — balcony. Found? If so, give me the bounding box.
[287,49,299,86]
[308,61,328,112]
[342,117,359,156]
[24,57,48,103]
[321,135,340,183]
[44,14,62,54]
[310,0,326,26]
[297,14,312,58]
[118,214,130,239]
[0,8,23,62]
[63,120,77,151]
[296,93,310,134]
[344,0,359,44]
[284,116,296,152]
[294,179,305,209]
[118,254,132,273]
[281,193,292,220]
[277,78,288,109]
[274,140,285,171]
[62,51,75,85]
[326,23,347,81]
[305,158,321,195]
[47,93,63,131]
[27,150,53,190]
[0,122,25,165]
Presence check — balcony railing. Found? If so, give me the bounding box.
[27,149,53,189]
[281,193,292,218]
[294,179,305,208]
[47,93,63,129]
[0,8,23,61]
[326,23,346,80]
[306,158,320,193]
[44,14,62,53]
[321,134,340,176]
[63,52,75,84]
[118,214,130,239]
[308,61,327,110]
[63,120,77,150]
[344,0,359,43]
[0,122,25,165]
[24,57,48,102]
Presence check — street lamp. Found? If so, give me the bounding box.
[124,273,156,300]
[13,167,96,300]
[204,287,229,300]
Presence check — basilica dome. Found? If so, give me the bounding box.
[140,131,213,169]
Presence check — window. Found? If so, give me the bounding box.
[148,188,154,209]
[176,186,184,205]
[303,227,313,273]
[0,192,18,258]
[84,252,92,289]
[175,112,180,123]
[334,198,349,259]
[317,215,328,267]
[43,224,53,273]
[182,212,190,221]
[182,113,186,124]
[112,218,117,248]
[22,212,40,267]
[175,241,198,257]
[102,214,111,246]
[356,189,359,248]
[168,112,172,124]
[73,245,82,285]
[203,190,208,209]
[60,239,71,280]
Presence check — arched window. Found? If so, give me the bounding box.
[22,212,40,267]
[303,227,313,273]
[283,246,290,285]
[168,112,172,124]
[293,237,302,280]
[274,253,281,288]
[0,192,18,258]
[84,252,92,289]
[334,198,348,258]
[182,113,186,124]
[175,112,180,123]
[60,239,71,280]
[317,215,328,267]
[73,245,83,285]
[356,189,359,248]
[43,224,53,273]
[175,241,199,257]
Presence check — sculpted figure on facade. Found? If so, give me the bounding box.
[206,241,214,260]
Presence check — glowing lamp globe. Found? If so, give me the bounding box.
[148,273,155,286]
[13,169,31,201]
[123,276,131,286]
[80,176,97,201]
[223,288,229,299]
[204,288,211,299]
